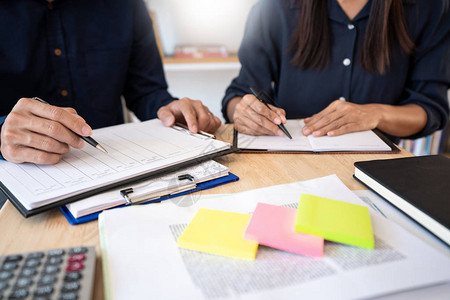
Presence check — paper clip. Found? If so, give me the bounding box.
[120,174,196,205]
[172,123,216,140]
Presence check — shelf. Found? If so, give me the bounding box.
[162,55,239,64]
[162,55,241,72]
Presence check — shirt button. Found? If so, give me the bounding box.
[343,58,351,66]
[347,24,355,30]
[339,97,346,101]
[61,90,68,97]
[54,49,62,56]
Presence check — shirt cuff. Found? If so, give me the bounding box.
[222,92,246,123]
[0,115,6,161]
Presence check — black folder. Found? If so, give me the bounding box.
[354,155,450,246]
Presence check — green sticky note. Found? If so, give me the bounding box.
[177,208,258,260]
[295,194,374,249]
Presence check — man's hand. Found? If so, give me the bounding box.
[157,97,221,133]
[302,100,382,137]
[227,95,287,136]
[0,98,92,164]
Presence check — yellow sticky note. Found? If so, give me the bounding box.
[295,194,374,249]
[177,208,258,260]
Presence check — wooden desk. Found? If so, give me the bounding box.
[0,125,412,299]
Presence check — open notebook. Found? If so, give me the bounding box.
[0,119,233,217]
[235,120,398,153]
[62,160,238,223]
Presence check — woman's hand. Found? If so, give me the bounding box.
[302,100,427,137]
[227,95,287,136]
[302,100,382,137]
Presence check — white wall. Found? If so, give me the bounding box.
[163,63,241,122]
[145,0,258,55]
[143,0,258,122]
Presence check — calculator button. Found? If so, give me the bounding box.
[0,271,13,281]
[26,252,44,260]
[65,262,83,272]
[8,288,29,299]
[0,281,9,291]
[24,259,41,268]
[4,255,23,263]
[1,262,18,271]
[38,274,57,285]
[45,256,63,265]
[64,272,82,282]
[68,248,87,255]
[34,285,54,296]
[59,292,78,300]
[43,265,60,274]
[68,254,85,263]
[61,281,80,292]
[47,249,65,257]
[20,268,37,277]
[14,277,33,288]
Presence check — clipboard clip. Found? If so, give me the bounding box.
[120,174,196,205]
[172,123,216,140]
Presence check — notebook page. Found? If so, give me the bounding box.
[307,130,391,152]
[0,119,230,210]
[237,120,311,151]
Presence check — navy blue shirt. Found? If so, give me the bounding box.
[222,0,450,139]
[0,0,173,130]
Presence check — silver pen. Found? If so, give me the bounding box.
[32,97,108,153]
[172,122,216,139]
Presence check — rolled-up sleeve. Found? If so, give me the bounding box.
[221,1,280,122]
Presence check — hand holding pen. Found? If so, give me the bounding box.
[0,97,105,165]
[249,86,292,139]
[226,86,291,138]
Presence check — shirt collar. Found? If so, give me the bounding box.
[289,0,371,22]
[327,0,372,23]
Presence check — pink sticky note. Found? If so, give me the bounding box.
[245,203,324,257]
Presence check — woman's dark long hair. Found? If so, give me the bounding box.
[290,0,414,74]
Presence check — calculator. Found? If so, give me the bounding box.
[0,246,96,300]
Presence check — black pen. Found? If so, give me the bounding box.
[32,97,108,153]
[249,86,292,139]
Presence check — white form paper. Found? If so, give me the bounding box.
[98,175,450,300]
[237,119,391,151]
[66,160,229,218]
[354,189,450,300]
[0,119,230,210]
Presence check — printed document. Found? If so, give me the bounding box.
[0,119,230,210]
[99,175,450,300]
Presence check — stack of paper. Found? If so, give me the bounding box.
[65,160,231,219]
[99,175,450,299]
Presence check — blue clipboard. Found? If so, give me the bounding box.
[60,173,239,225]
